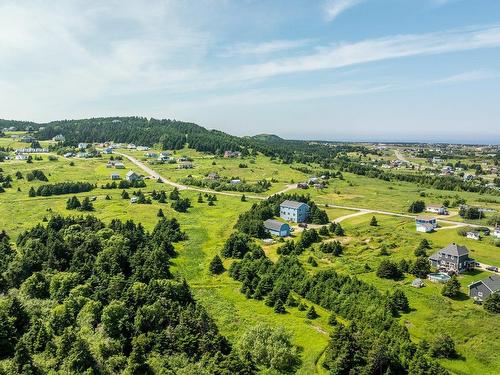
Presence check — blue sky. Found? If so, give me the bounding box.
[1,0,500,143]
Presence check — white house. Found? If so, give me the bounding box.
[103,147,113,154]
[78,143,88,150]
[415,215,437,233]
[15,154,28,160]
[52,134,65,142]
[115,162,125,169]
[426,204,448,215]
[494,226,500,239]
[466,231,480,241]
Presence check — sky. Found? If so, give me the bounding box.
[1,0,500,144]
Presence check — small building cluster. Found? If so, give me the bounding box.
[223,150,241,158]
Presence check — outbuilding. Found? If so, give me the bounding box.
[264,219,290,237]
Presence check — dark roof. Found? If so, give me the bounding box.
[470,275,500,293]
[280,200,308,209]
[264,219,288,232]
[439,243,469,257]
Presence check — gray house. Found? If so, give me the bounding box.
[469,275,500,302]
[280,200,309,223]
[264,219,290,237]
[428,243,475,274]
[126,171,141,182]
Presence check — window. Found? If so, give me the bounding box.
[478,292,483,297]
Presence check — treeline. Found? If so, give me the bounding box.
[180,176,271,193]
[337,160,499,195]
[28,182,94,197]
[101,180,146,189]
[28,116,369,164]
[0,215,252,374]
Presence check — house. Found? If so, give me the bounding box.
[426,204,448,215]
[308,177,319,184]
[411,278,424,288]
[463,173,475,182]
[137,146,150,151]
[466,231,481,241]
[314,183,325,189]
[207,172,220,180]
[64,152,74,158]
[52,134,65,142]
[178,161,193,169]
[78,143,88,150]
[441,166,453,175]
[15,154,28,160]
[230,179,241,184]
[280,200,309,223]
[297,182,309,189]
[493,226,500,239]
[111,173,120,180]
[469,275,500,302]
[126,171,141,182]
[415,215,437,232]
[428,243,475,274]
[144,152,158,158]
[264,219,290,237]
[130,197,139,204]
[432,157,443,164]
[20,135,35,143]
[103,147,113,154]
[115,163,125,169]
[127,144,136,149]
[224,150,241,158]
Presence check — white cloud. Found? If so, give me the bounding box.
[324,0,364,22]
[432,70,497,84]
[222,39,310,56]
[231,25,500,82]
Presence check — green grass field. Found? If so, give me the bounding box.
[1,142,499,374]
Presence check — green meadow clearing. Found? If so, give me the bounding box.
[1,145,499,374]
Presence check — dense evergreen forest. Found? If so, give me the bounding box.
[0,216,252,374]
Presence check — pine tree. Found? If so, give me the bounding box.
[441,275,461,298]
[169,187,180,200]
[241,194,246,202]
[28,186,36,197]
[334,223,344,236]
[209,255,225,275]
[370,216,378,226]
[274,298,286,314]
[157,209,164,217]
[121,190,129,199]
[79,197,93,211]
[197,193,203,203]
[306,306,318,319]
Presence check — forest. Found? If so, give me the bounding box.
[0,215,254,374]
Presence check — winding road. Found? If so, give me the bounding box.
[118,151,493,232]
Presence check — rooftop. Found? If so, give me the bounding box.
[470,275,500,293]
[264,219,288,232]
[439,243,469,257]
[280,200,308,209]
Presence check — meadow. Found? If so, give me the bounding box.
[1,141,499,374]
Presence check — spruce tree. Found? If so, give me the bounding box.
[274,298,286,314]
[209,255,225,275]
[370,216,378,226]
[306,306,318,319]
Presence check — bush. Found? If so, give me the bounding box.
[376,260,402,280]
[430,334,457,359]
[484,293,500,313]
[408,200,425,213]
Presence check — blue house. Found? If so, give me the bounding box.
[264,219,290,237]
[280,200,309,223]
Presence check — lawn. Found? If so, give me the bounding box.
[301,213,500,375]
